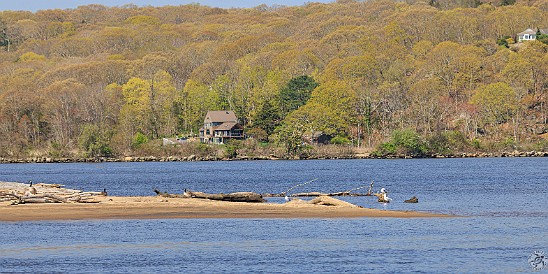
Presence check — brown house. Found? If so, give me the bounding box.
[199,111,244,144]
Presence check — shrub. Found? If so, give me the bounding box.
[330,136,350,145]
[194,142,213,154]
[48,142,65,158]
[392,129,427,155]
[223,140,241,159]
[524,139,548,152]
[308,144,355,159]
[427,133,451,155]
[132,132,148,149]
[79,125,113,157]
[496,36,511,48]
[18,52,47,62]
[372,141,397,157]
[427,130,470,155]
[501,137,516,149]
[372,129,427,157]
[471,139,482,150]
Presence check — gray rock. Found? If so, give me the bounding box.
[404,196,419,203]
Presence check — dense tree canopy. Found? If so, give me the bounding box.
[0,0,547,157]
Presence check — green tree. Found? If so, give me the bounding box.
[496,36,511,48]
[537,34,548,45]
[253,100,281,137]
[275,102,345,156]
[0,18,8,48]
[534,27,548,45]
[279,75,319,118]
[310,80,357,125]
[181,79,221,133]
[120,77,151,134]
[330,136,350,145]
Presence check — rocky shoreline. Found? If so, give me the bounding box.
[0,150,546,164]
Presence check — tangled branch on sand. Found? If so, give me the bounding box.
[0,182,104,205]
[263,183,374,197]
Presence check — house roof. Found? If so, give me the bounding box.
[518,28,548,35]
[205,110,238,123]
[518,28,536,35]
[213,122,243,131]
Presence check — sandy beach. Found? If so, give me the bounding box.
[0,181,452,221]
[0,195,452,221]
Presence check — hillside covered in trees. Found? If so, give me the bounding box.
[0,0,547,159]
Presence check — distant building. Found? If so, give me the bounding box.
[517,28,547,42]
[199,110,244,144]
[312,131,333,145]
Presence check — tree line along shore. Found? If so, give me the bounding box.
[1,150,546,164]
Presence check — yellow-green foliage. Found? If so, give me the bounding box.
[0,1,546,157]
[18,52,46,62]
[125,15,161,25]
[470,82,518,124]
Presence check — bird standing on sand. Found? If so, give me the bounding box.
[378,188,391,203]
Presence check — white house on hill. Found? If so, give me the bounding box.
[517,28,547,42]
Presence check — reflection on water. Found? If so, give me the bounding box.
[0,158,547,273]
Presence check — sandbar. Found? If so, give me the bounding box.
[0,196,452,221]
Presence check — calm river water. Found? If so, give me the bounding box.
[0,158,547,273]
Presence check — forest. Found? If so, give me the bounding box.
[0,0,547,159]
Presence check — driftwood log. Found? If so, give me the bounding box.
[185,190,266,203]
[308,196,361,208]
[153,189,186,198]
[153,189,266,203]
